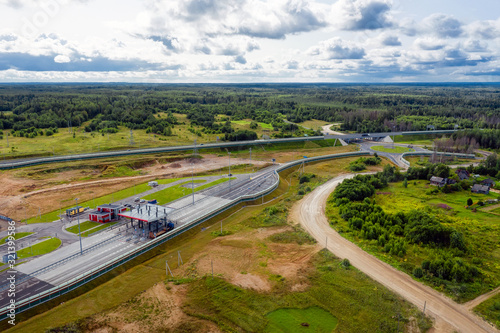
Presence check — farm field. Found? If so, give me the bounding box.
[328,179,500,302]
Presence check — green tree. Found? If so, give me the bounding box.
[403,178,408,188]
[467,198,473,206]
[433,163,451,178]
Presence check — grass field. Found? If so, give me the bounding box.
[404,156,477,167]
[17,237,61,259]
[231,120,274,130]
[327,179,500,302]
[143,178,232,205]
[65,221,102,234]
[297,119,330,130]
[475,293,500,329]
[371,145,413,154]
[7,163,431,333]
[26,179,180,224]
[81,222,118,237]
[0,113,242,159]
[0,232,33,244]
[265,307,338,333]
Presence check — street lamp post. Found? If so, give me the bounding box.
[228,152,231,193]
[76,198,83,255]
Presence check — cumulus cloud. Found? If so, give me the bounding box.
[463,40,488,52]
[423,14,463,38]
[54,54,70,63]
[414,37,446,51]
[309,37,365,60]
[468,20,500,40]
[380,34,401,46]
[143,0,327,40]
[334,0,393,31]
[409,48,490,69]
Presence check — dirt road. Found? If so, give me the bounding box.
[291,174,499,333]
[321,124,344,135]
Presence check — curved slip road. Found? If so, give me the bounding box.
[291,174,499,333]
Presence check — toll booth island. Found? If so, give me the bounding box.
[118,204,176,239]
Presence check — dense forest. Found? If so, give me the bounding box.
[0,83,499,143]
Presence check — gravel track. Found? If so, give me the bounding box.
[291,174,499,333]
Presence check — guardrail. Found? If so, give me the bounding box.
[400,151,476,167]
[0,151,370,320]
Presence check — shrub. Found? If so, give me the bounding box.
[340,258,351,269]
[413,267,424,278]
[349,163,366,172]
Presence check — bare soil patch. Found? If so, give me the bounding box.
[0,155,268,220]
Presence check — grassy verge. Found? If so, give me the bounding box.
[65,221,102,234]
[17,238,61,259]
[81,222,118,237]
[475,294,500,329]
[371,145,413,154]
[143,178,232,205]
[0,232,33,244]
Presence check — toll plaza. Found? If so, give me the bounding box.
[118,204,176,239]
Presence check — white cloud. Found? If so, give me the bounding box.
[422,13,463,38]
[54,54,70,63]
[309,37,365,60]
[332,0,393,31]
[414,37,447,51]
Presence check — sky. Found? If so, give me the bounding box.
[0,0,499,83]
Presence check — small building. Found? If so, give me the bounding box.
[430,176,446,187]
[88,204,126,223]
[481,179,496,187]
[471,184,490,195]
[455,169,470,181]
[446,179,457,185]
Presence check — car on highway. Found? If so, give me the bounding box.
[361,133,370,136]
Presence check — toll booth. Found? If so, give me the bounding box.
[118,204,176,239]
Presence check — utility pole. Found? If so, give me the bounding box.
[249,147,252,165]
[76,198,83,255]
[166,260,173,277]
[178,251,183,267]
[228,152,231,193]
[191,163,195,205]
[6,133,8,148]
